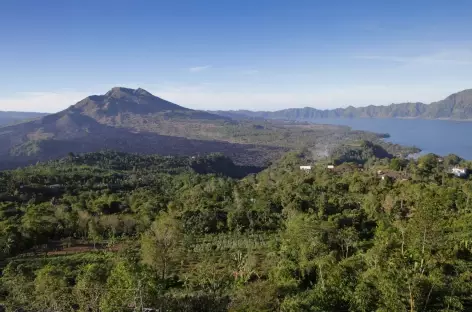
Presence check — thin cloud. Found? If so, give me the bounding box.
[189,65,212,73]
[0,91,89,113]
[154,84,472,111]
[4,81,472,113]
[355,51,472,66]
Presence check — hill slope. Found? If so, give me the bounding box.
[213,88,472,120]
[0,87,280,168]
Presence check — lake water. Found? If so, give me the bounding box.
[312,118,472,159]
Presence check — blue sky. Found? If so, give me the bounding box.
[1,0,472,112]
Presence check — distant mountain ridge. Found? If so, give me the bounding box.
[212,88,472,120]
[0,87,283,169]
[0,111,47,126]
[70,86,222,120]
[0,87,416,170]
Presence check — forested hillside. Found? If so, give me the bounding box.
[1,149,472,311]
[213,88,472,121]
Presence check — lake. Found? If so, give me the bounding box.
[312,118,472,159]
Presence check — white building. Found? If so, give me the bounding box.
[452,167,468,177]
[327,165,335,169]
[300,166,312,171]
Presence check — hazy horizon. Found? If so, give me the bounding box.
[1,85,470,114]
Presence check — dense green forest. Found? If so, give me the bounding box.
[1,148,472,311]
[213,88,472,120]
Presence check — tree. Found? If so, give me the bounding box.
[74,263,109,312]
[1,264,35,311]
[33,264,73,312]
[88,219,102,249]
[274,212,335,294]
[390,158,407,171]
[336,227,359,259]
[416,154,439,178]
[443,153,462,168]
[141,212,183,279]
[100,261,139,312]
[228,280,279,312]
[0,222,22,258]
[183,259,231,294]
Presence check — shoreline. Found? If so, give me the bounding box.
[305,117,472,122]
[304,118,424,158]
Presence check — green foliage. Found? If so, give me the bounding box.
[100,260,140,312]
[0,150,472,311]
[141,212,183,279]
[74,263,109,312]
[33,264,74,312]
[390,157,408,171]
[330,140,392,165]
